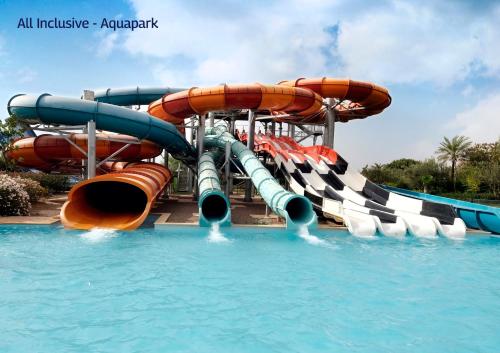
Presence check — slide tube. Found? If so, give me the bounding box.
[61,162,171,230]
[7,134,161,171]
[94,87,185,106]
[8,94,196,163]
[197,151,231,227]
[383,185,500,234]
[205,125,317,229]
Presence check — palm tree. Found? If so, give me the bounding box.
[436,136,472,190]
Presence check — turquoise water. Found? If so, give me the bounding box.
[1,225,499,353]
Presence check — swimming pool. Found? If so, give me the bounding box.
[0,225,499,353]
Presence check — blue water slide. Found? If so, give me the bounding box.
[383,185,500,234]
[7,94,196,163]
[94,87,185,106]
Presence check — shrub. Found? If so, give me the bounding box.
[21,173,71,193]
[13,177,47,202]
[0,174,30,216]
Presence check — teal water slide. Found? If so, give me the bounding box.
[197,151,231,227]
[8,93,196,162]
[383,185,500,234]
[205,125,317,229]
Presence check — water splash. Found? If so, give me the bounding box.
[297,225,326,246]
[80,228,117,243]
[352,233,378,240]
[207,223,230,243]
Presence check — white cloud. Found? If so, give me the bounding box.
[113,0,500,88]
[95,32,119,58]
[336,1,499,85]
[17,67,37,83]
[449,92,500,143]
[122,0,337,85]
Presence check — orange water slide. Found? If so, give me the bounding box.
[277,78,391,122]
[7,134,162,172]
[148,83,324,126]
[61,162,171,230]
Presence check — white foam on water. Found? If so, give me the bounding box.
[297,225,326,246]
[352,233,378,240]
[80,228,117,243]
[207,223,230,243]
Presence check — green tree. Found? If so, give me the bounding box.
[0,117,25,171]
[420,175,433,193]
[436,135,471,190]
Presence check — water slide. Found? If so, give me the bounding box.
[248,133,466,238]
[4,78,398,230]
[383,185,500,234]
[197,151,231,227]
[7,83,326,229]
[8,133,161,172]
[7,93,196,229]
[205,125,317,229]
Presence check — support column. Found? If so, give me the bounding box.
[208,112,214,128]
[197,114,206,161]
[194,114,206,200]
[87,120,96,179]
[271,121,276,136]
[278,123,283,137]
[289,124,295,139]
[229,117,235,135]
[186,118,194,193]
[225,141,231,197]
[325,98,336,148]
[244,110,255,202]
[82,90,94,179]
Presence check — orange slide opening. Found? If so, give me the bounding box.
[61,163,172,230]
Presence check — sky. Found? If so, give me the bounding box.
[0,0,499,169]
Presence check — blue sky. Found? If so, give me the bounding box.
[0,0,499,169]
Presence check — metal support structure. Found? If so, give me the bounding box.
[224,141,231,197]
[229,117,235,135]
[186,118,195,193]
[244,110,255,202]
[87,120,96,179]
[324,97,336,148]
[208,112,214,128]
[270,121,276,136]
[289,124,295,138]
[96,143,132,168]
[193,114,206,200]
[82,90,95,179]
[197,114,206,161]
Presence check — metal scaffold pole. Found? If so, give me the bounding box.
[186,118,194,193]
[225,141,231,197]
[208,112,214,128]
[194,114,206,200]
[244,110,255,202]
[325,97,336,148]
[87,120,96,179]
[82,90,96,179]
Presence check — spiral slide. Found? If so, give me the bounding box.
[250,134,466,238]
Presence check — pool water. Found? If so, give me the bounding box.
[1,225,499,353]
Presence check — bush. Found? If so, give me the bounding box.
[12,177,47,202]
[20,173,71,193]
[0,174,30,216]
